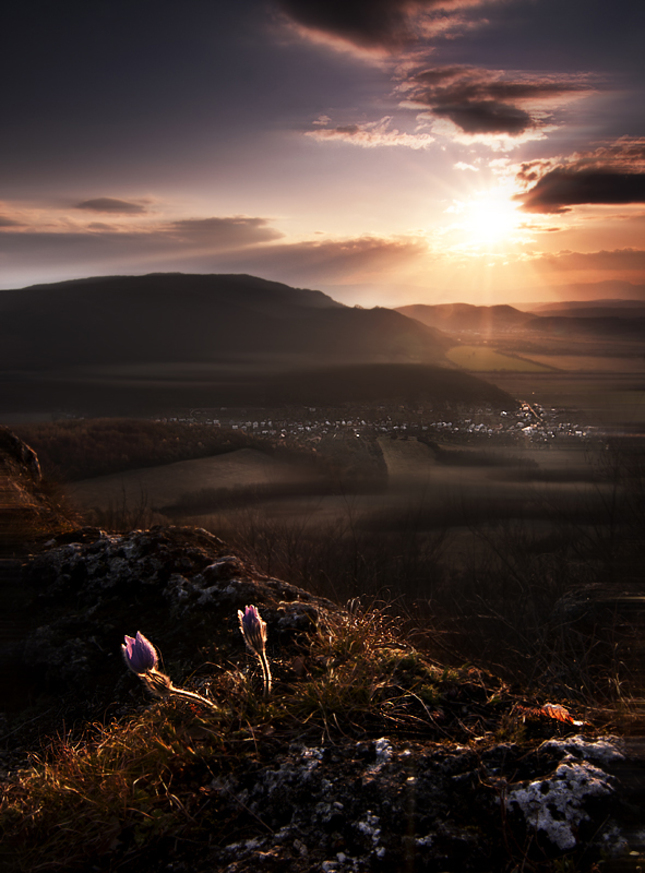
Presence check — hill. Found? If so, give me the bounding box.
[524,301,645,319]
[396,302,532,334]
[0,273,450,371]
[257,362,514,406]
[396,301,645,342]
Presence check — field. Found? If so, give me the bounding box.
[67,448,318,521]
[487,371,645,428]
[445,345,552,372]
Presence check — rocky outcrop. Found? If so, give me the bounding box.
[0,427,74,552]
[1,523,644,872]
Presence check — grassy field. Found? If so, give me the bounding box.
[446,345,552,372]
[67,448,318,520]
[68,435,612,532]
[487,372,645,427]
[523,353,645,374]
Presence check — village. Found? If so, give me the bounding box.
[158,400,597,447]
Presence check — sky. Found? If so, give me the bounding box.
[1,0,644,306]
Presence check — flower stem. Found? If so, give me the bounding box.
[168,684,220,711]
[259,653,272,699]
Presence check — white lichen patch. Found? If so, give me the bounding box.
[507,760,615,851]
[541,735,625,765]
[599,823,630,858]
[374,737,393,764]
[355,810,382,847]
[365,737,393,776]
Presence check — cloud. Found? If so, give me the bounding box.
[0,215,286,285]
[537,248,645,273]
[276,0,493,52]
[75,198,148,214]
[165,216,284,247]
[515,139,645,212]
[431,101,532,135]
[246,235,427,280]
[517,170,645,213]
[400,65,591,137]
[0,210,425,290]
[306,116,434,148]
[304,65,588,153]
[169,234,429,286]
[0,216,23,227]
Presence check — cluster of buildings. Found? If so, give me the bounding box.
[161,401,596,446]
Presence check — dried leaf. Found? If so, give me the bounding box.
[540,703,574,724]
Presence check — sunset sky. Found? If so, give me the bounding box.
[1,0,644,305]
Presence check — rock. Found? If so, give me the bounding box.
[10,525,336,713]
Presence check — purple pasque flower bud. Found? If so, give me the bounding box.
[238,604,267,656]
[122,631,158,674]
[238,604,272,698]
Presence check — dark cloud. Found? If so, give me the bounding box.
[431,101,532,134]
[515,141,645,212]
[410,66,586,104]
[75,198,147,214]
[403,65,589,136]
[0,216,23,227]
[167,217,283,246]
[517,170,645,213]
[277,0,483,50]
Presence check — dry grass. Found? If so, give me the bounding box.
[0,605,506,871]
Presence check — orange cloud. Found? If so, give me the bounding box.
[538,248,645,273]
[306,116,434,148]
[401,65,592,137]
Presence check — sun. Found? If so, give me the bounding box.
[447,186,525,250]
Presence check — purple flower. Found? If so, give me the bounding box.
[238,605,267,655]
[238,605,272,697]
[122,631,158,674]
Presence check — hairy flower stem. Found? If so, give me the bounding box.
[258,652,272,699]
[142,668,219,711]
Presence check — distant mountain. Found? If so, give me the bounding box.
[522,315,645,339]
[524,300,645,318]
[395,303,531,333]
[515,281,645,306]
[395,300,645,341]
[0,273,451,371]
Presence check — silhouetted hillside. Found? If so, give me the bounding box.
[0,273,450,371]
[396,302,531,333]
[258,363,514,406]
[525,301,645,319]
[396,301,645,341]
